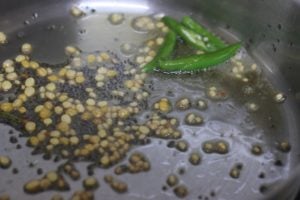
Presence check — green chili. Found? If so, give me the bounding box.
[158,43,241,72]
[142,30,177,72]
[181,16,226,49]
[162,16,215,52]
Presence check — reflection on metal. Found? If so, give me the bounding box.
[79,0,149,13]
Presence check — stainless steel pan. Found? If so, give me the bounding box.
[0,0,299,199]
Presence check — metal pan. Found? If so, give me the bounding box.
[0,0,299,200]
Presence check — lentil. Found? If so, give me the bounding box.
[251,144,263,155]
[189,152,201,165]
[173,185,189,198]
[166,174,179,187]
[175,140,189,152]
[0,155,12,169]
[176,98,191,110]
[83,177,99,190]
[0,32,7,44]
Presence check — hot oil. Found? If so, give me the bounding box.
[77,12,294,200]
[0,8,297,200]
[143,50,291,199]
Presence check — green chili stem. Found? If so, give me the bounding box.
[142,30,177,72]
[181,16,226,49]
[158,43,241,72]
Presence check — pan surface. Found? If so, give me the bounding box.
[0,0,299,200]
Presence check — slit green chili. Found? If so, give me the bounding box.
[158,43,241,72]
[181,16,226,49]
[142,30,177,72]
[162,16,216,52]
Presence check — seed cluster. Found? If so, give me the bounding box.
[0,14,191,198]
[114,152,150,175]
[176,98,191,110]
[0,45,160,171]
[207,86,228,100]
[202,140,229,154]
[132,17,169,68]
[24,171,69,194]
[71,190,93,200]
[60,163,81,181]
[104,175,128,193]
[132,16,168,33]
[185,113,203,126]
[230,58,250,83]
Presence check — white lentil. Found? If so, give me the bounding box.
[25,121,36,133]
[274,92,286,103]
[46,83,56,91]
[4,65,14,73]
[86,98,96,106]
[6,72,18,81]
[43,118,53,126]
[1,80,12,91]
[95,74,105,81]
[100,52,110,60]
[246,102,259,112]
[21,43,33,54]
[25,78,35,87]
[62,101,72,108]
[156,22,164,28]
[251,64,257,71]
[156,37,164,45]
[65,46,79,56]
[70,6,85,17]
[54,106,64,114]
[2,59,14,68]
[76,104,85,113]
[0,155,11,168]
[136,56,145,64]
[24,87,35,97]
[145,55,153,62]
[66,70,76,79]
[0,32,7,44]
[139,126,150,134]
[61,114,72,124]
[15,55,26,63]
[70,136,79,145]
[96,82,104,87]
[108,13,125,25]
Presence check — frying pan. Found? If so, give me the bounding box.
[0,0,300,199]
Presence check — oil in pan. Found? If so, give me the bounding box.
[0,2,296,200]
